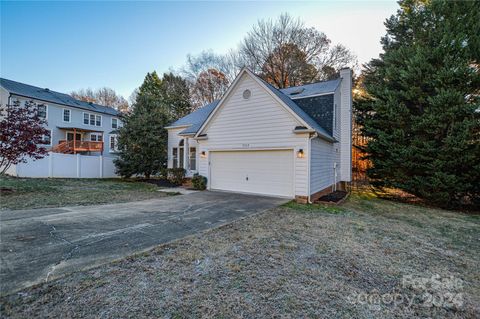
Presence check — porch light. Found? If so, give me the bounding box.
[297,149,305,158]
[200,151,207,158]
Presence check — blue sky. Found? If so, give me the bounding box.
[1,1,398,99]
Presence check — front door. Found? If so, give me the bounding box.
[66,132,82,141]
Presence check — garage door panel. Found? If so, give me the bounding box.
[210,150,294,198]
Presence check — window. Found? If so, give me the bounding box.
[40,130,52,146]
[189,147,196,170]
[112,118,118,129]
[37,104,47,119]
[109,134,118,152]
[63,109,71,122]
[84,112,102,127]
[178,140,184,168]
[90,133,103,142]
[172,147,178,168]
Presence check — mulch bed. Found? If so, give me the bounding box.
[0,187,15,195]
[138,178,178,188]
[316,191,348,203]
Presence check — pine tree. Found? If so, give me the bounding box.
[357,0,480,207]
[114,72,192,178]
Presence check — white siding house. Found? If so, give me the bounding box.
[0,78,122,178]
[167,68,352,202]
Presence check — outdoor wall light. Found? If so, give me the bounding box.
[297,149,305,158]
[200,151,207,158]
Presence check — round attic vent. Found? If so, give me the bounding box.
[243,89,251,99]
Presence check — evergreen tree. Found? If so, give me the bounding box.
[160,72,193,118]
[357,0,480,207]
[114,72,191,178]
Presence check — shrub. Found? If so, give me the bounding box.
[192,173,207,190]
[167,168,185,185]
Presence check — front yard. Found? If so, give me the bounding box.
[0,177,171,210]
[1,192,478,318]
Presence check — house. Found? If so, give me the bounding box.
[167,68,352,203]
[0,78,122,156]
[0,78,122,178]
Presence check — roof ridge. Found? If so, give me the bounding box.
[279,78,341,91]
[0,77,118,113]
[0,77,69,97]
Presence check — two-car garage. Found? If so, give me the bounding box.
[209,150,295,198]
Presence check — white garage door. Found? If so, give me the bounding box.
[210,150,294,198]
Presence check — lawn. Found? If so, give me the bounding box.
[0,176,170,210]
[1,193,478,318]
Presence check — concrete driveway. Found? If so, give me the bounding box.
[0,191,287,295]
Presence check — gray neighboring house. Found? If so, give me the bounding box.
[167,67,352,203]
[0,78,122,157]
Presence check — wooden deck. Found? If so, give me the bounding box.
[51,140,104,154]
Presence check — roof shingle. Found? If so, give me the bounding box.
[0,78,120,116]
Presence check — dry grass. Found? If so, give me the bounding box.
[0,176,168,210]
[1,193,478,318]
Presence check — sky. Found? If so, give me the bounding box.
[0,1,398,99]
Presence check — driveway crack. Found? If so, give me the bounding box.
[41,221,80,282]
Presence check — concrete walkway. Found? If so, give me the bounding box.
[0,191,287,295]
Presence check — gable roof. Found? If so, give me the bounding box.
[280,78,341,99]
[0,78,120,116]
[168,68,339,142]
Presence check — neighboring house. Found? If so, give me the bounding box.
[0,78,122,157]
[167,67,352,203]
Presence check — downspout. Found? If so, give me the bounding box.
[307,132,318,204]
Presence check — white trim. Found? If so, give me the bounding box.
[42,129,52,146]
[195,68,313,137]
[90,132,103,142]
[83,112,102,127]
[62,108,71,123]
[195,68,313,138]
[109,134,118,153]
[37,103,48,120]
[165,124,191,130]
[289,91,335,100]
[83,112,89,125]
[111,117,119,129]
[205,146,296,152]
[96,114,102,127]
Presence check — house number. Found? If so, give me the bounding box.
[241,143,250,148]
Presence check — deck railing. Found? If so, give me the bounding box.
[51,140,104,154]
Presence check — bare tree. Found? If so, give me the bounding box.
[238,13,356,87]
[191,69,229,106]
[71,87,129,113]
[181,51,235,107]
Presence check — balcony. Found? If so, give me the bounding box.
[52,140,104,154]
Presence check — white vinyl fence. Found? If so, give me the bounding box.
[8,152,119,178]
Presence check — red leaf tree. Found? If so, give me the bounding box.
[0,100,50,174]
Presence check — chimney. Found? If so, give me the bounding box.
[338,68,352,182]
